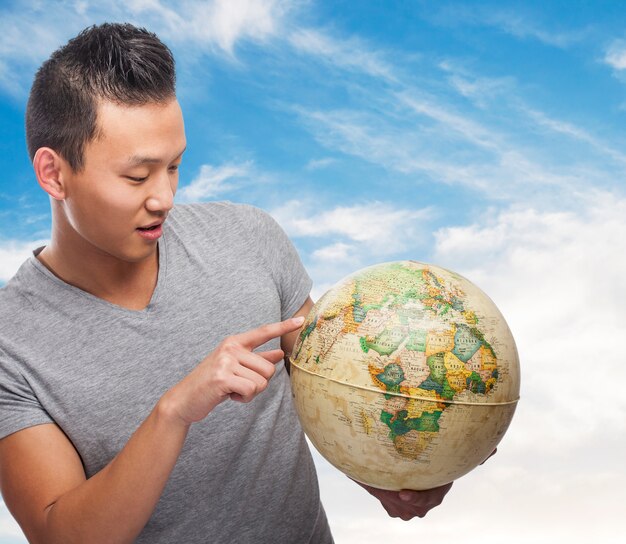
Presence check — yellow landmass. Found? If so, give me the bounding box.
[433,272,446,287]
[368,363,386,391]
[464,310,478,325]
[360,409,375,436]
[394,430,437,460]
[443,351,472,392]
[425,326,455,357]
[321,280,356,320]
[357,276,391,308]
[446,371,469,392]
[402,387,441,418]
[298,343,314,366]
[443,351,465,373]
[340,306,360,335]
[480,345,497,372]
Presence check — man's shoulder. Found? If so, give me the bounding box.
[163,201,288,276]
[170,201,265,224]
[0,260,36,310]
[167,201,276,241]
[0,263,38,338]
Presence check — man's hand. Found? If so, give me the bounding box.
[356,480,453,520]
[355,448,497,520]
[161,316,305,426]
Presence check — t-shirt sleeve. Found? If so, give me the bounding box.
[0,349,54,440]
[237,204,313,320]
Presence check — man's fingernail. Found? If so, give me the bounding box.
[293,316,305,325]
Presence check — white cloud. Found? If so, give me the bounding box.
[0,0,295,96]
[305,157,336,170]
[202,0,285,54]
[438,60,517,109]
[440,61,626,168]
[0,59,21,97]
[0,239,48,283]
[396,94,610,193]
[0,8,68,62]
[283,20,623,209]
[397,93,501,152]
[311,241,353,262]
[426,6,583,49]
[524,108,626,167]
[176,161,252,202]
[128,0,289,55]
[289,28,397,82]
[315,431,626,543]
[605,39,626,70]
[296,106,580,199]
[484,11,581,48]
[0,5,79,96]
[447,74,510,108]
[272,200,430,255]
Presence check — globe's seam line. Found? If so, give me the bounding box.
[289,359,520,406]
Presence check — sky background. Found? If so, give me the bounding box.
[1,0,625,542]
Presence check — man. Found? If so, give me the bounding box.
[0,23,452,543]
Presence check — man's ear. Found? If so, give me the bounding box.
[33,147,68,200]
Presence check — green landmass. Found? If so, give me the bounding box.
[361,326,407,356]
[406,329,427,351]
[418,377,443,395]
[376,363,405,387]
[441,378,456,400]
[380,409,442,439]
[294,316,318,359]
[426,353,446,383]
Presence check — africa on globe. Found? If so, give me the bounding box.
[290,261,520,491]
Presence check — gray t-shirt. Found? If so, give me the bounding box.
[0,202,333,543]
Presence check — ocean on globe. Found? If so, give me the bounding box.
[290,261,520,491]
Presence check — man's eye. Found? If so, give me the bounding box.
[168,164,180,173]
[126,175,148,182]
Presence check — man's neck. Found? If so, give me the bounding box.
[37,242,160,311]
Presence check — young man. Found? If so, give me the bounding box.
[0,23,452,543]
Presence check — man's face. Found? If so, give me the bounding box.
[59,98,186,263]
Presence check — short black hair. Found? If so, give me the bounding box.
[26,23,176,171]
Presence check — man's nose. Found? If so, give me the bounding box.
[145,171,175,212]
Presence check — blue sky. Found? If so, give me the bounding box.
[1,1,625,542]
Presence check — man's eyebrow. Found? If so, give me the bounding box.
[126,147,187,166]
[127,156,161,166]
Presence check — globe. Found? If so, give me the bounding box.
[290,261,520,491]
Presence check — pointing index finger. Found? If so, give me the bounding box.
[233,316,305,350]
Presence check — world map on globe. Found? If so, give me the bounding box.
[290,261,520,490]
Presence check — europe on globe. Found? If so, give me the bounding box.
[290,261,520,491]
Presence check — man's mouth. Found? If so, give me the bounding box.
[137,219,164,231]
[136,219,165,240]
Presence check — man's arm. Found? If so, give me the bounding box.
[0,407,188,544]
[0,316,304,544]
